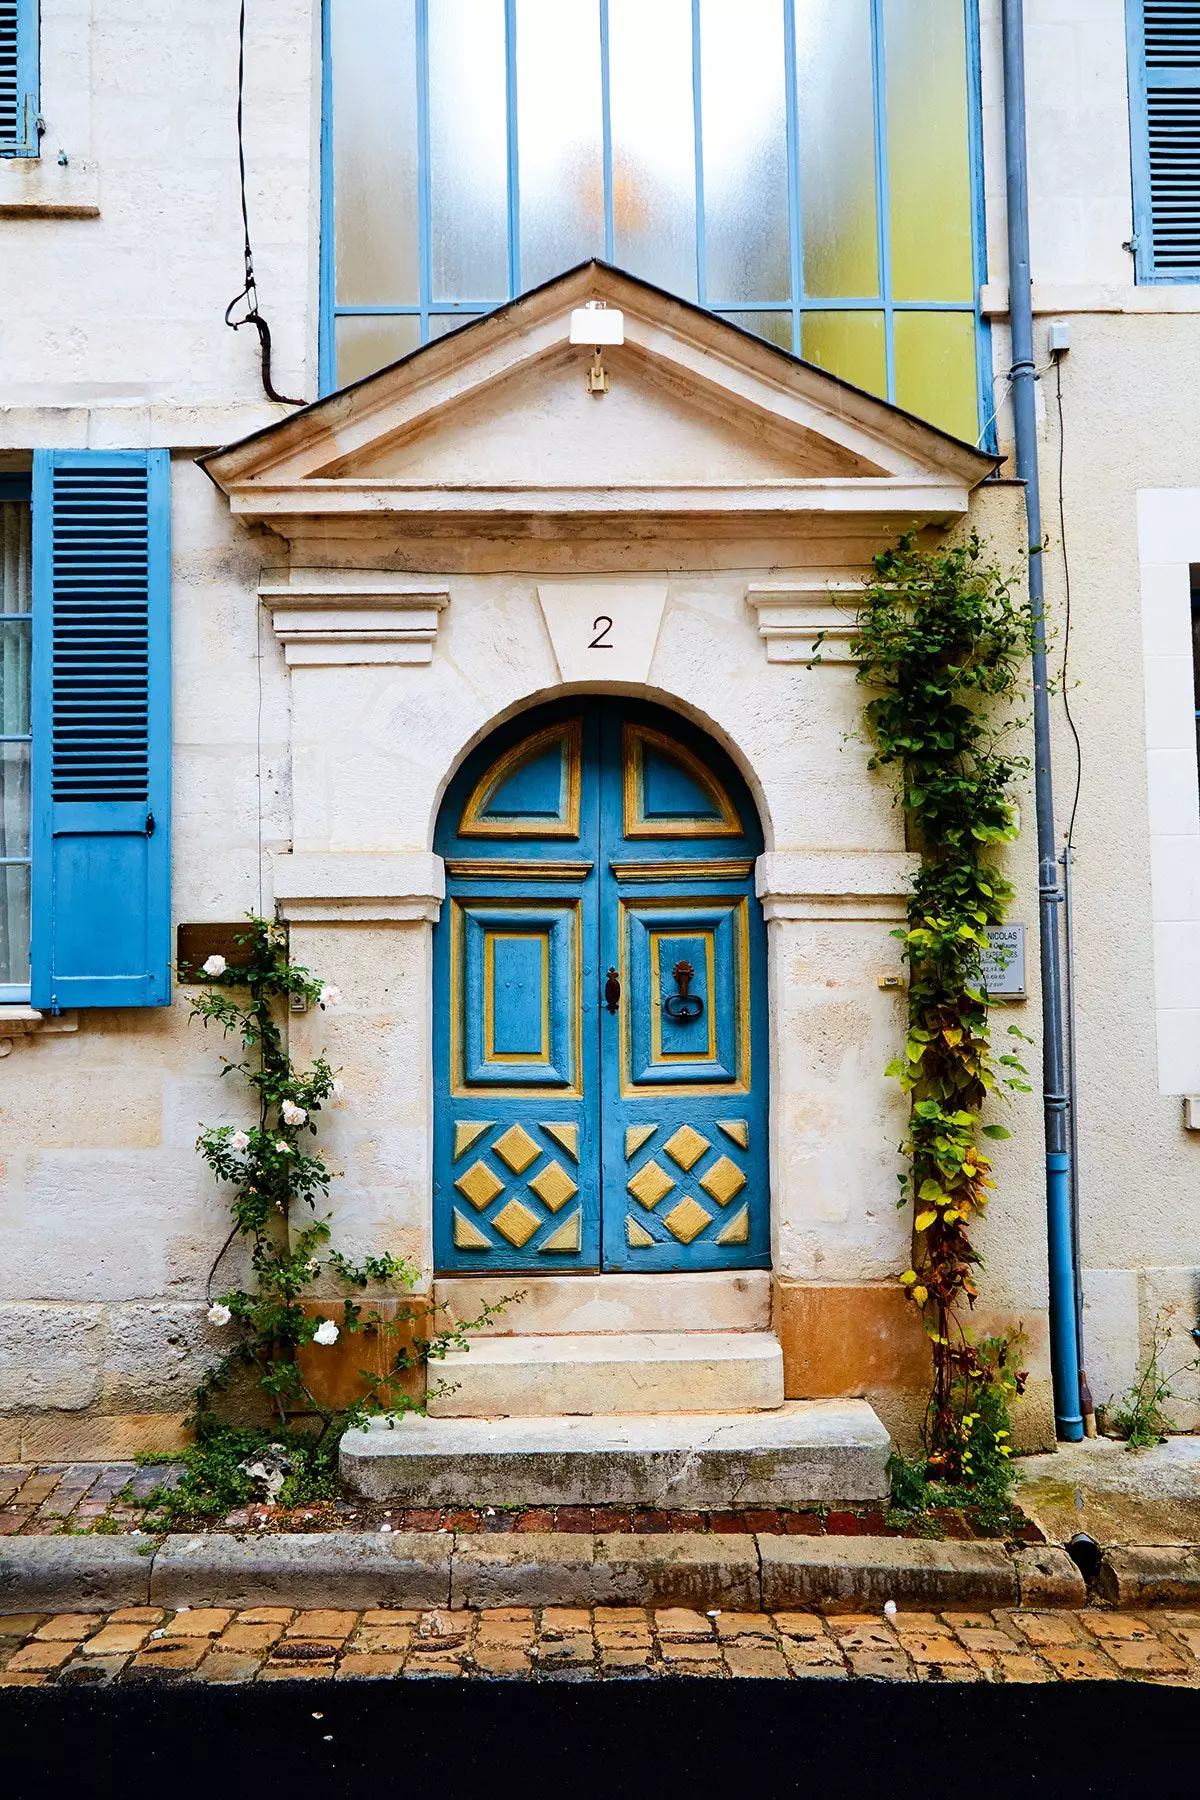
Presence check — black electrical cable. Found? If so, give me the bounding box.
[1055,355,1083,847]
[224,0,304,406]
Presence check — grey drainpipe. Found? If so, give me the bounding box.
[1001,0,1084,1439]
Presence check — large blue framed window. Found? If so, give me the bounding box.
[321,0,990,443]
[0,0,40,157]
[1126,0,1200,284]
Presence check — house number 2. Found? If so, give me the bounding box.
[589,615,614,649]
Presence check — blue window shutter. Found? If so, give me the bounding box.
[1128,0,1200,282]
[30,450,172,1011]
[0,0,39,156]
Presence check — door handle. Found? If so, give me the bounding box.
[604,967,621,1013]
[663,959,704,1023]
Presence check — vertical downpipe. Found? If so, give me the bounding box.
[1001,0,1084,1439]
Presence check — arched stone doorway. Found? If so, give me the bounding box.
[432,696,768,1275]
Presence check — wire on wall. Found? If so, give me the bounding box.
[1055,356,1083,847]
[224,0,305,407]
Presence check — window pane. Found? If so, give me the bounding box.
[721,311,793,352]
[795,0,879,299]
[1,502,31,614]
[609,0,697,299]
[516,0,605,289]
[802,310,886,397]
[429,0,509,301]
[332,0,420,306]
[0,743,30,861]
[883,0,973,302]
[335,313,421,386]
[429,312,485,340]
[700,0,789,304]
[893,311,978,440]
[0,862,30,988]
[0,621,31,735]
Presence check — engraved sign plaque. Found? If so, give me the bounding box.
[981,924,1026,999]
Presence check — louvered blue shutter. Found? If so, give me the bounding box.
[30,450,171,1010]
[1128,0,1200,282]
[0,0,38,156]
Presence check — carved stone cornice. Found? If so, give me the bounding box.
[744,578,866,664]
[272,853,446,923]
[755,851,917,921]
[258,569,450,666]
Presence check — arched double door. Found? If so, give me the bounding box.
[433,698,768,1273]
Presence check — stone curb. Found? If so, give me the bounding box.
[0,1537,155,1611]
[1097,1545,1200,1607]
[759,1535,1019,1610]
[0,1532,1122,1612]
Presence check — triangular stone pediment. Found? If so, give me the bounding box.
[203,262,994,544]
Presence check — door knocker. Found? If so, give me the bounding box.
[604,967,621,1013]
[663,959,704,1023]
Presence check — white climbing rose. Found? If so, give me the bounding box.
[281,1101,307,1126]
[313,1319,339,1346]
[332,1079,345,1099]
[230,1130,250,1152]
[207,1302,232,1326]
[275,1140,291,1156]
[319,985,342,1007]
[201,954,227,977]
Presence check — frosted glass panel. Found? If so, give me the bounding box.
[332,0,419,306]
[429,0,509,300]
[894,311,977,440]
[1,501,31,614]
[884,0,973,302]
[795,0,878,299]
[721,311,793,352]
[609,0,696,299]
[0,623,31,736]
[802,310,886,397]
[0,743,29,862]
[0,864,29,986]
[517,0,605,289]
[429,313,484,340]
[700,0,789,303]
[336,313,421,386]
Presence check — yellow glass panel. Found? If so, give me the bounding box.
[893,312,979,444]
[794,0,879,298]
[335,314,421,388]
[801,311,886,398]
[883,0,973,302]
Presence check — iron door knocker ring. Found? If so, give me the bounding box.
[663,959,704,1023]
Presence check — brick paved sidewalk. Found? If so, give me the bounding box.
[2,1604,1198,1685]
[0,1465,1039,1541]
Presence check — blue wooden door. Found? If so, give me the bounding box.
[433,698,767,1272]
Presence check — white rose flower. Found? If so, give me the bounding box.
[319,985,342,1007]
[201,954,227,977]
[275,1140,291,1156]
[332,1078,345,1099]
[230,1130,250,1152]
[313,1319,339,1346]
[207,1302,232,1326]
[281,1101,307,1127]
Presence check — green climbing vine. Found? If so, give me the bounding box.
[146,919,510,1518]
[833,531,1035,1496]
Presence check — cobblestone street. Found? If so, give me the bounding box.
[3,1602,1199,1685]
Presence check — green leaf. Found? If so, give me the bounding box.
[980,1124,1011,1140]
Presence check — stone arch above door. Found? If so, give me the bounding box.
[431,696,769,1276]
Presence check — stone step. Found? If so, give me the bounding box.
[340,1400,893,1507]
[433,1270,771,1336]
[426,1331,785,1418]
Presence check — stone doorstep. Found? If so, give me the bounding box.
[0,1531,1084,1614]
[340,1401,891,1508]
[425,1332,786,1419]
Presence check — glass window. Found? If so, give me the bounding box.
[0,491,32,996]
[324,0,986,440]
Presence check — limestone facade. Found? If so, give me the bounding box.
[0,0,1195,1453]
